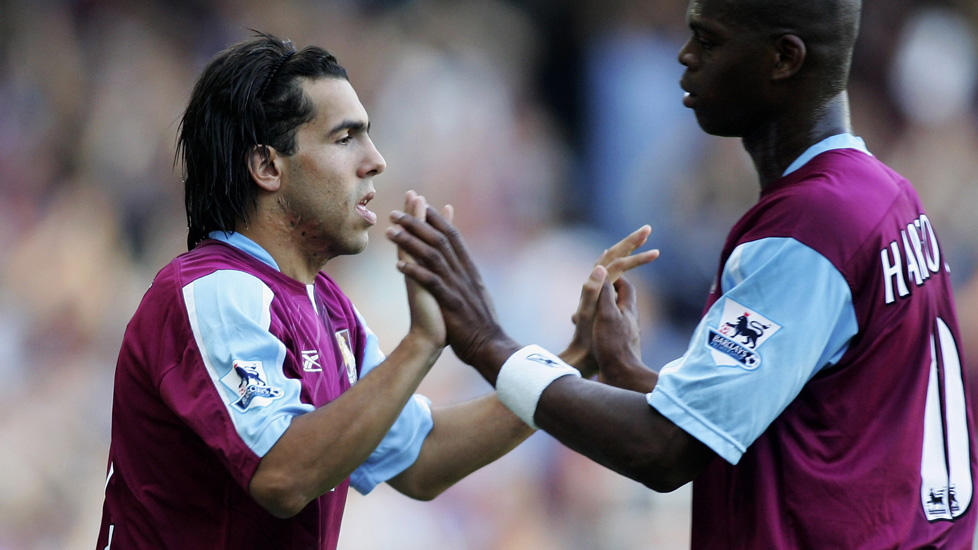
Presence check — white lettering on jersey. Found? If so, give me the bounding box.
[881,214,946,304]
[921,318,972,520]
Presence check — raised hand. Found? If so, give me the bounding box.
[593,275,656,392]
[399,191,449,349]
[563,226,659,378]
[386,203,519,384]
[596,225,658,287]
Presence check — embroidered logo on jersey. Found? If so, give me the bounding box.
[335,329,358,385]
[222,360,284,411]
[706,299,781,370]
[301,350,322,372]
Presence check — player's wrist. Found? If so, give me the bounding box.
[598,356,656,392]
[403,330,445,365]
[455,330,520,384]
[559,344,597,378]
[495,345,581,429]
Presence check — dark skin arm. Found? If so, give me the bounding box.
[376,193,535,502]
[386,208,716,492]
[536,377,713,492]
[383,193,658,501]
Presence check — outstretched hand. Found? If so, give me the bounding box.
[386,201,519,384]
[563,226,658,378]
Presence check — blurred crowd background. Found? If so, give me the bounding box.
[2,0,978,548]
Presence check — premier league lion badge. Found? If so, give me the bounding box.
[706,298,781,370]
[222,360,284,411]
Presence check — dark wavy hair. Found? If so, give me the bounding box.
[177,31,349,249]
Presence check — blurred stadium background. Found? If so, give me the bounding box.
[2,0,978,548]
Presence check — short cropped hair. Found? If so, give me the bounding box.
[177,31,348,249]
[724,0,861,95]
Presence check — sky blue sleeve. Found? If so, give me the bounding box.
[182,270,314,457]
[349,310,435,495]
[648,237,858,465]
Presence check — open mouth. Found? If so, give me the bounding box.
[356,192,377,225]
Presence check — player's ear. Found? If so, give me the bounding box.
[248,145,282,192]
[772,34,806,81]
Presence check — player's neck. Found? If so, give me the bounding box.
[236,221,327,285]
[744,92,851,190]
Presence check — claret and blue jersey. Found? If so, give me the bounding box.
[649,134,977,548]
[97,231,433,549]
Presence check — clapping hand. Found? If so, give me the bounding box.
[562,226,659,379]
[387,200,519,384]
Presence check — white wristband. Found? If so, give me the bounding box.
[496,344,581,429]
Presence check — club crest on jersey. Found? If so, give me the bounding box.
[706,299,781,370]
[335,329,358,385]
[223,360,284,411]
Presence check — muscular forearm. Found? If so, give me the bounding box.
[600,361,659,393]
[388,392,535,500]
[250,334,441,517]
[562,342,660,391]
[533,376,714,492]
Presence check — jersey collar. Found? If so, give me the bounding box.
[782,133,873,177]
[208,231,281,272]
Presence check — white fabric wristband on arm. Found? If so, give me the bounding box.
[496,344,581,429]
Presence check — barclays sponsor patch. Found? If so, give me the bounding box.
[707,330,760,369]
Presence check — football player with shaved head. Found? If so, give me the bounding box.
[388,0,978,547]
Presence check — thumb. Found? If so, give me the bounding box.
[595,270,620,320]
[613,276,637,312]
